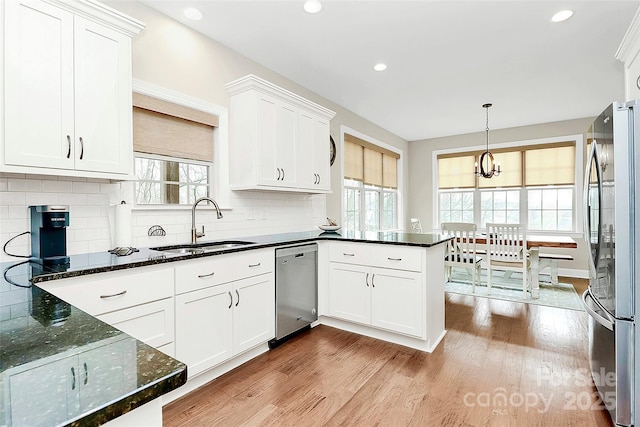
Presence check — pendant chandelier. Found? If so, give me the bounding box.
[474,103,501,178]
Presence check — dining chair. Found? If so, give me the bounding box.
[410,218,423,233]
[486,223,530,298]
[441,222,482,292]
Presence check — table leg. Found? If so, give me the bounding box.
[530,247,540,298]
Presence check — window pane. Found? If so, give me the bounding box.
[462,192,473,210]
[528,189,542,210]
[529,210,542,230]
[542,189,557,210]
[439,190,474,227]
[481,192,492,210]
[542,210,558,230]
[135,155,210,206]
[558,189,573,210]
[558,210,572,231]
[364,190,380,231]
[440,193,451,210]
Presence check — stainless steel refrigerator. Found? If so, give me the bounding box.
[583,101,637,426]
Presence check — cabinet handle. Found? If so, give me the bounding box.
[228,291,233,309]
[235,289,240,307]
[317,174,321,184]
[276,168,281,180]
[371,274,375,288]
[282,168,285,180]
[83,362,88,385]
[365,272,369,287]
[79,136,84,160]
[66,135,71,158]
[100,290,127,299]
[197,272,215,278]
[71,367,76,390]
[387,257,402,261]
[343,253,355,257]
[314,173,318,184]
[248,263,261,268]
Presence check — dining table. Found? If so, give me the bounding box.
[473,234,578,299]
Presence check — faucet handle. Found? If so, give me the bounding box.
[196,225,205,239]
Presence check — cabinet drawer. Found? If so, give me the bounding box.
[39,267,174,316]
[97,298,175,350]
[328,242,372,265]
[174,255,234,295]
[370,245,423,272]
[232,248,274,280]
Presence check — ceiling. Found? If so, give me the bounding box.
[140,0,639,141]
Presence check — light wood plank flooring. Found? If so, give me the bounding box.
[164,278,612,426]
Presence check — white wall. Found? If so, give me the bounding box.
[407,117,595,274]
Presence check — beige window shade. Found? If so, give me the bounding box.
[478,151,523,188]
[383,154,397,188]
[438,155,476,189]
[344,140,364,181]
[525,145,575,186]
[132,93,218,162]
[364,147,383,186]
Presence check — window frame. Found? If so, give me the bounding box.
[432,134,584,234]
[340,126,403,232]
[131,79,230,211]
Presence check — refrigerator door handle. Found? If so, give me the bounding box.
[582,289,614,331]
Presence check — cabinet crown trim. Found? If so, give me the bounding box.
[617,7,640,63]
[46,0,145,36]
[225,74,336,120]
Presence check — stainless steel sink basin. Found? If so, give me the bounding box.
[150,240,255,255]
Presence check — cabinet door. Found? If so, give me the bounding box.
[370,268,424,338]
[9,355,80,426]
[256,94,297,187]
[232,273,275,354]
[175,284,233,377]
[4,0,75,169]
[328,263,371,325]
[97,298,175,351]
[298,111,330,191]
[78,338,137,413]
[73,15,132,174]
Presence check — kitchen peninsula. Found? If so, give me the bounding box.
[1,230,451,426]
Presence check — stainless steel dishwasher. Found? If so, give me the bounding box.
[269,243,318,348]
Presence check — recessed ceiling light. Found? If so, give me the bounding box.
[551,10,573,23]
[183,7,203,21]
[373,63,388,72]
[304,0,322,14]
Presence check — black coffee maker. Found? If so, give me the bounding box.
[30,205,70,267]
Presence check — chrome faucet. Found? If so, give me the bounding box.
[191,197,223,243]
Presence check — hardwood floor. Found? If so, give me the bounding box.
[164,278,612,426]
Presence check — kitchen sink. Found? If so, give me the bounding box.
[150,240,256,255]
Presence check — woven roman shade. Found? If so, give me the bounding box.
[132,93,217,162]
[525,145,575,186]
[438,155,476,189]
[478,151,523,188]
[344,133,400,188]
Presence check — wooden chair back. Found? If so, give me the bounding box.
[486,223,527,263]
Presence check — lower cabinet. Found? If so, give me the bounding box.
[174,249,276,378]
[174,273,275,378]
[8,337,136,427]
[328,263,424,338]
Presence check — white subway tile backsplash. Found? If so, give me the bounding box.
[0,176,326,262]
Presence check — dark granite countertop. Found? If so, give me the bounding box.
[0,260,187,427]
[0,230,449,426]
[27,230,452,284]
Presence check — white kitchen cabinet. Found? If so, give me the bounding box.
[175,283,234,377]
[617,8,640,101]
[232,273,275,354]
[37,265,175,353]
[174,249,275,378]
[298,110,331,191]
[7,336,136,427]
[1,0,143,178]
[327,242,426,339]
[225,74,335,193]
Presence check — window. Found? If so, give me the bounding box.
[343,134,400,232]
[132,92,218,206]
[436,142,576,231]
[134,155,209,205]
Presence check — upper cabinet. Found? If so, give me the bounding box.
[617,8,640,102]
[1,0,144,179]
[225,75,336,193]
